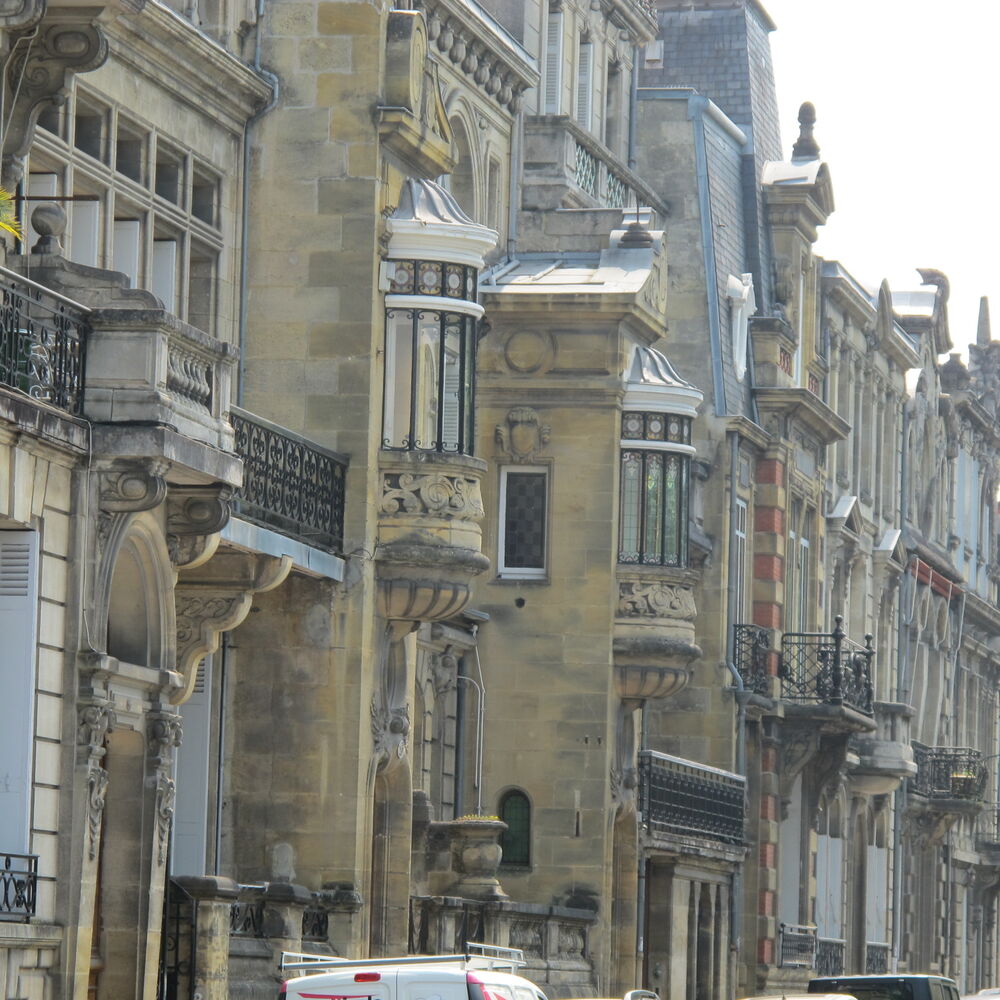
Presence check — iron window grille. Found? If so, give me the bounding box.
[618,411,692,567]
[0,852,37,921]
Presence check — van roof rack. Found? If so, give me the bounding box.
[280,944,526,975]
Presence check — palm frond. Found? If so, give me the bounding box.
[0,187,22,239]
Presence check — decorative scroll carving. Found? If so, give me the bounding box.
[3,17,109,185]
[371,697,410,765]
[495,407,550,462]
[77,702,115,760]
[0,0,43,33]
[99,462,169,514]
[617,580,696,621]
[155,773,176,865]
[147,712,183,769]
[166,485,231,567]
[380,472,484,519]
[86,765,109,861]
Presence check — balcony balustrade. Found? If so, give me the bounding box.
[0,265,87,415]
[816,936,846,975]
[778,923,816,969]
[732,623,773,695]
[229,885,267,938]
[231,406,348,554]
[865,941,890,974]
[0,852,37,921]
[638,750,745,845]
[780,616,874,715]
[910,743,987,802]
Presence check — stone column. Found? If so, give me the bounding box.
[264,882,314,967]
[173,875,240,1000]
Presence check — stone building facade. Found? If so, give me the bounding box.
[2,1,1000,1000]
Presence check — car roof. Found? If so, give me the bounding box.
[288,967,539,988]
[812,977,958,984]
[743,993,858,1000]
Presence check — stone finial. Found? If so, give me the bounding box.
[30,202,66,255]
[978,296,991,346]
[791,101,820,161]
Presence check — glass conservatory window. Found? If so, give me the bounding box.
[618,411,692,567]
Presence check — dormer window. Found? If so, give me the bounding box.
[382,179,498,456]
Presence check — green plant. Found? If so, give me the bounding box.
[0,187,21,238]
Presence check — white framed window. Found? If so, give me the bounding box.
[575,37,593,130]
[0,531,39,855]
[498,467,548,579]
[543,10,563,114]
[787,500,812,633]
[734,497,748,623]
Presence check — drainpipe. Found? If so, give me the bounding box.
[505,104,522,260]
[237,0,280,405]
[724,429,748,976]
[627,48,639,172]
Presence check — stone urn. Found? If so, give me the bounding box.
[445,817,508,900]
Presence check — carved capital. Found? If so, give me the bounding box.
[77,701,115,763]
[147,711,183,769]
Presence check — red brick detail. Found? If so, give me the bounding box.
[760,794,777,821]
[753,603,782,629]
[758,889,774,916]
[756,458,785,484]
[761,747,778,772]
[758,938,774,964]
[759,842,776,868]
[755,506,784,534]
[754,554,784,582]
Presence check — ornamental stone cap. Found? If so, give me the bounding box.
[622,345,703,417]
[387,178,498,268]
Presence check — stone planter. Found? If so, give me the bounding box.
[444,818,508,901]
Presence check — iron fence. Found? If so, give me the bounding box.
[0,852,36,921]
[865,941,890,974]
[816,936,846,975]
[780,616,874,714]
[778,923,815,968]
[0,266,88,414]
[733,623,772,695]
[158,877,194,1000]
[638,750,745,845]
[231,407,348,554]
[910,743,987,801]
[302,902,329,942]
[230,885,266,938]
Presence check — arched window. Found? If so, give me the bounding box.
[498,789,530,867]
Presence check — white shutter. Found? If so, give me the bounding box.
[0,532,38,854]
[576,40,593,130]
[71,200,100,268]
[544,11,563,114]
[113,219,141,287]
[172,656,212,875]
[152,239,178,311]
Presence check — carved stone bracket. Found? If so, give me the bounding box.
[77,701,115,765]
[778,728,820,807]
[3,14,110,186]
[155,772,176,866]
[86,764,109,861]
[99,461,169,514]
[372,620,414,774]
[147,711,183,770]
[166,484,232,568]
[173,552,292,704]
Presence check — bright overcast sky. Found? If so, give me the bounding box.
[764,1,997,358]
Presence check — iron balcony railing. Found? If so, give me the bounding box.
[780,616,874,714]
[910,742,987,801]
[230,884,266,938]
[816,936,846,975]
[231,406,348,554]
[638,750,745,845]
[733,623,772,695]
[778,923,816,968]
[0,852,37,921]
[865,941,890,974]
[0,265,88,414]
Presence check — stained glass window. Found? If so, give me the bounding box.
[499,789,530,866]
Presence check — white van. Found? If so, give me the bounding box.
[280,944,548,1000]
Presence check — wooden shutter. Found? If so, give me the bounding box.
[0,531,38,854]
[576,40,593,130]
[172,657,212,875]
[544,11,563,114]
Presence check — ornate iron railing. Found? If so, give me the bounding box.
[733,623,772,695]
[778,923,815,968]
[816,936,846,975]
[230,886,266,938]
[231,407,347,553]
[780,616,874,714]
[638,750,745,845]
[158,878,195,1000]
[865,941,890,974]
[0,266,88,414]
[574,141,599,198]
[0,852,36,921]
[910,743,987,801]
[302,903,329,942]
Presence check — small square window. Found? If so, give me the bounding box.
[74,98,107,161]
[498,467,547,579]
[155,141,184,204]
[191,166,218,227]
[116,120,147,184]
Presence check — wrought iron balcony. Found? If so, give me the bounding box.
[638,750,745,845]
[0,852,37,921]
[230,883,266,938]
[0,265,87,414]
[977,803,1000,846]
[778,923,815,969]
[732,623,772,695]
[780,616,874,715]
[816,936,846,975]
[910,742,987,802]
[865,941,890,974]
[231,407,348,554]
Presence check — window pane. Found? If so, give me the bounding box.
[619,451,642,563]
[415,312,441,449]
[383,310,414,448]
[499,791,530,866]
[643,453,663,564]
[663,454,680,566]
[441,317,462,451]
[504,472,546,569]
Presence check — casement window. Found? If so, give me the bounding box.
[172,657,212,876]
[787,500,812,632]
[575,37,593,130]
[382,259,479,454]
[543,10,563,114]
[733,498,749,623]
[618,411,693,567]
[815,794,845,940]
[498,467,547,579]
[498,789,531,867]
[0,531,39,855]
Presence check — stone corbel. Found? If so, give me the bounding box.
[778,728,821,807]
[172,552,292,704]
[166,484,232,569]
[371,619,417,773]
[610,700,639,816]
[147,710,183,770]
[3,11,110,186]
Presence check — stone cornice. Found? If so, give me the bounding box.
[754,386,850,445]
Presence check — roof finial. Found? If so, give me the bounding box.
[791,101,820,161]
[977,296,991,346]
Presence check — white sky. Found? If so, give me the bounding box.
[764,0,998,358]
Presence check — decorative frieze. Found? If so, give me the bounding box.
[381,471,484,519]
[617,579,696,621]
